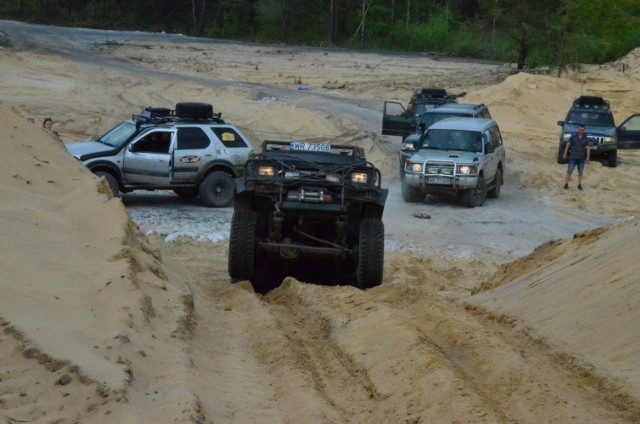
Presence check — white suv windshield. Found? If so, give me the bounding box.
[423,129,483,152]
[98,122,138,147]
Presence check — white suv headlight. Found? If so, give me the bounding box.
[458,165,478,175]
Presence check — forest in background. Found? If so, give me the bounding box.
[1,0,639,69]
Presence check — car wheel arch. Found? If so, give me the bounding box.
[196,160,237,183]
[88,162,123,184]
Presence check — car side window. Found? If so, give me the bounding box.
[177,127,210,150]
[130,131,172,154]
[620,115,640,131]
[211,127,249,148]
[483,131,494,153]
[488,126,502,150]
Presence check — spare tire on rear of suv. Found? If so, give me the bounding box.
[175,102,213,119]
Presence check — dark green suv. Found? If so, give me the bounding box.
[557,96,640,167]
[382,88,457,140]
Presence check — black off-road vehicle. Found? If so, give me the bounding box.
[228,140,388,292]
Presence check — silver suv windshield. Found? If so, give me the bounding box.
[422,129,483,152]
[98,121,139,148]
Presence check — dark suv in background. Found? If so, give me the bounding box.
[382,88,457,140]
[557,96,640,167]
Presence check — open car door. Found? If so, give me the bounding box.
[617,114,640,149]
[382,101,415,139]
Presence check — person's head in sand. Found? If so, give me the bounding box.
[42,117,62,140]
[27,117,35,125]
[42,117,54,132]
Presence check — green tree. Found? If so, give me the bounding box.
[479,0,557,69]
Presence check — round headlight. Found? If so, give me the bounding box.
[257,166,276,177]
[411,163,423,173]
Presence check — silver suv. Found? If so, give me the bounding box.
[399,103,492,177]
[402,118,505,208]
[65,102,253,207]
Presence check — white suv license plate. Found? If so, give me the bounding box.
[290,142,331,152]
[427,177,452,185]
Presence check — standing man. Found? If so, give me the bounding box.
[563,123,591,190]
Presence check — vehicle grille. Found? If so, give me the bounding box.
[425,161,455,176]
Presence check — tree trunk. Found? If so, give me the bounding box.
[391,0,395,24]
[517,38,528,70]
[361,0,365,46]
[330,0,334,43]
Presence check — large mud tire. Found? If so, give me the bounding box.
[94,171,119,197]
[462,175,487,208]
[199,171,234,207]
[228,209,257,281]
[356,219,384,289]
[607,149,617,168]
[401,180,424,203]
[487,168,502,199]
[175,102,213,120]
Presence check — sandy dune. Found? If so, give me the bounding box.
[0,21,639,423]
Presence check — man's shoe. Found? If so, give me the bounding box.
[564,183,569,189]
[578,184,583,190]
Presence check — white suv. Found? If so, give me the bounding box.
[65,102,253,207]
[402,118,505,208]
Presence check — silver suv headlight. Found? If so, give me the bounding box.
[562,133,572,141]
[458,165,478,175]
[603,136,615,144]
[410,163,423,173]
